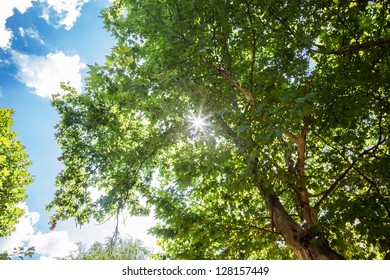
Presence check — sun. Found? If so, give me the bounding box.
[188,111,209,134]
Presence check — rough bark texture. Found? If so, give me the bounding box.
[255,177,345,260]
[250,114,346,260]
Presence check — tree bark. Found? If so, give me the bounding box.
[255,181,345,260]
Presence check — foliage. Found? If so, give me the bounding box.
[0,246,35,260]
[0,108,33,237]
[67,237,151,260]
[48,0,389,259]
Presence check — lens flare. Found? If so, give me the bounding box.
[188,111,209,134]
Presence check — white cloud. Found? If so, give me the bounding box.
[0,202,159,259]
[89,186,106,202]
[0,203,78,259]
[19,27,45,45]
[41,0,89,30]
[0,203,39,251]
[0,0,33,49]
[18,27,25,37]
[121,214,159,250]
[29,231,78,259]
[0,0,89,49]
[11,50,86,98]
[56,213,159,252]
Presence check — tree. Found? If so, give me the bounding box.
[0,108,33,237]
[0,246,35,260]
[67,237,151,260]
[47,0,390,259]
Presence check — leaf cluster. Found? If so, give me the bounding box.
[0,108,33,237]
[0,246,35,260]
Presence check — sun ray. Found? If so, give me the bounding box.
[188,110,209,134]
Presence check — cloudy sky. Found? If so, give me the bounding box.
[0,0,157,259]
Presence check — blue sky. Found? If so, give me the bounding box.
[0,0,157,259]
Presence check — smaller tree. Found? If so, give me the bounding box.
[0,108,33,237]
[0,246,35,260]
[68,237,151,260]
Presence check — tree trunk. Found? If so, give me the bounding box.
[256,182,346,260]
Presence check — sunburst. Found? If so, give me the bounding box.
[188,110,209,134]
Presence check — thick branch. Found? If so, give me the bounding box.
[296,117,318,229]
[283,129,302,145]
[200,56,257,106]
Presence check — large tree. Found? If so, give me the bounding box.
[48,0,390,259]
[0,108,33,237]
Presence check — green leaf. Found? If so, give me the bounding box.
[0,108,33,238]
[237,125,250,134]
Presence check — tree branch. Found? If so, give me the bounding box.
[314,138,387,209]
[200,56,257,106]
[244,0,258,95]
[314,159,356,209]
[268,7,295,39]
[283,129,302,146]
[354,168,390,219]
[249,225,279,234]
[316,39,390,55]
[327,5,357,40]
